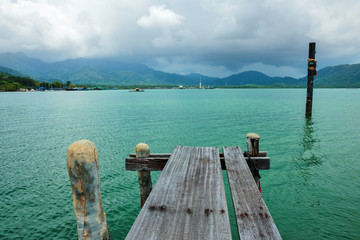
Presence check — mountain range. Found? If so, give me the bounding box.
[1,52,360,87]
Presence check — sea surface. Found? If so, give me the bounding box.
[1,89,360,240]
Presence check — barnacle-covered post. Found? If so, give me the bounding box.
[136,143,152,208]
[67,140,110,240]
[246,133,261,188]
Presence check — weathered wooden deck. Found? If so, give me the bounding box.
[125,146,281,240]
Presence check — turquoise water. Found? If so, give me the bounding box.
[1,89,360,239]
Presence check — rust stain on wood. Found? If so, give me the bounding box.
[204,209,210,216]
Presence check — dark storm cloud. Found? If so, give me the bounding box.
[1,0,360,77]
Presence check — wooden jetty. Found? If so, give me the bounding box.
[66,133,282,239]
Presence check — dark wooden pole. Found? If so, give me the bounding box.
[306,42,316,117]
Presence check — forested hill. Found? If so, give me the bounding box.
[299,63,360,88]
[213,71,303,87]
[0,65,26,77]
[0,52,194,86]
[0,70,37,91]
[0,52,360,87]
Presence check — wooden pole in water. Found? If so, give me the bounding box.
[246,133,261,188]
[306,42,317,117]
[136,143,152,208]
[67,140,110,240]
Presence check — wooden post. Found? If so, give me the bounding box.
[67,140,110,240]
[246,133,261,187]
[136,143,152,208]
[306,42,317,117]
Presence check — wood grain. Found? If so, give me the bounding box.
[126,155,270,171]
[125,146,232,240]
[223,147,281,240]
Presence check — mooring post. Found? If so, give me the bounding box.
[246,133,261,187]
[306,42,317,117]
[136,143,152,208]
[67,140,110,240]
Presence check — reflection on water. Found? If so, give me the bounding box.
[294,117,322,168]
[301,118,317,152]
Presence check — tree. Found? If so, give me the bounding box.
[4,83,17,91]
[52,81,62,88]
[14,76,36,87]
[14,82,22,90]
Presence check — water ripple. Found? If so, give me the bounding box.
[1,89,360,240]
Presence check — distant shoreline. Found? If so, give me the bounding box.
[2,86,359,93]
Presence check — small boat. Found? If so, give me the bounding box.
[65,88,79,91]
[129,88,144,92]
[93,87,103,90]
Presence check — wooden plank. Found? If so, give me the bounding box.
[221,157,270,170]
[129,151,267,158]
[220,151,267,158]
[126,155,270,171]
[129,153,171,158]
[126,146,232,240]
[126,157,168,171]
[223,147,282,240]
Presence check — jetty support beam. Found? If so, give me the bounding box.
[246,133,261,187]
[126,152,269,171]
[136,143,153,208]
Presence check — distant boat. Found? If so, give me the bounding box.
[65,88,78,91]
[129,88,144,92]
[179,85,184,89]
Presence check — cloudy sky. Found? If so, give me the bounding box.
[1,0,360,78]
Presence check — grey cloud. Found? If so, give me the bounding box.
[1,0,360,77]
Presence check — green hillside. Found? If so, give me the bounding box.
[0,70,37,91]
[1,52,360,87]
[0,52,195,86]
[301,64,360,88]
[218,71,302,87]
[0,65,26,77]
